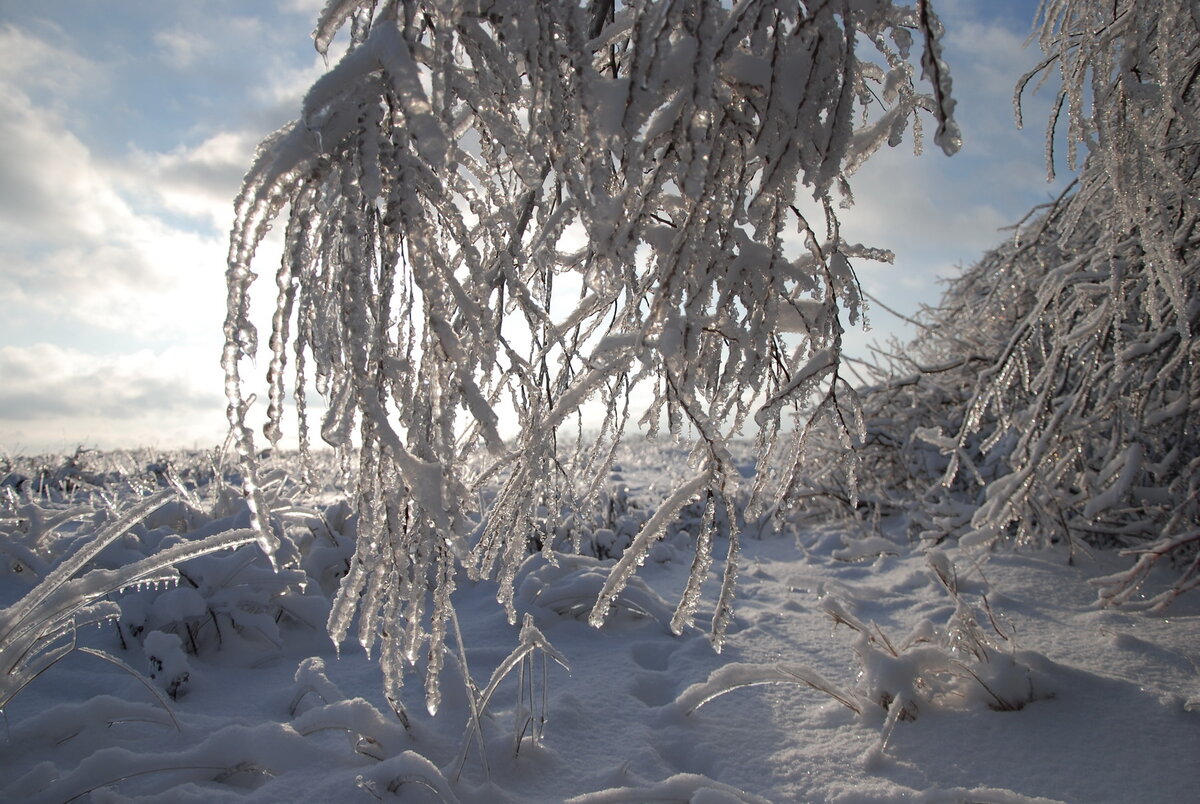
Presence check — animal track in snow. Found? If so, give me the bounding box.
[631,673,677,707]
[631,640,675,671]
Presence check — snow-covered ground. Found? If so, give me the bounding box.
[2,445,1197,802]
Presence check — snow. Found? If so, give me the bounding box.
[2,444,1198,803]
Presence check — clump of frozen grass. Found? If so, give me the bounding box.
[4,647,447,801]
[118,541,326,662]
[455,612,570,776]
[355,752,460,803]
[9,725,285,801]
[82,451,358,667]
[0,447,100,502]
[828,551,1047,730]
[676,661,863,717]
[143,630,191,700]
[516,553,678,630]
[289,657,410,760]
[0,488,260,716]
[678,551,1048,755]
[0,446,385,797]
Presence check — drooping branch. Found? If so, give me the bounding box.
[223,0,960,707]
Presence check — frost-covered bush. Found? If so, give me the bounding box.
[222,0,964,706]
[0,449,360,717]
[793,0,1199,608]
[0,487,261,715]
[1,448,133,502]
[678,551,1049,757]
[106,458,358,664]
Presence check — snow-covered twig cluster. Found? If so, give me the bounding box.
[678,550,1047,759]
[0,449,367,715]
[0,487,259,715]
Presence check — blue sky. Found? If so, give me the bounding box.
[0,0,1069,455]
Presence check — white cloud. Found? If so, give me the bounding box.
[0,95,120,242]
[154,27,214,69]
[0,23,95,102]
[0,25,267,451]
[0,344,228,454]
[0,34,235,338]
[122,131,259,230]
[828,0,1073,360]
[945,17,1034,96]
[281,0,327,16]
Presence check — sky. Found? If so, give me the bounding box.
[0,0,1071,456]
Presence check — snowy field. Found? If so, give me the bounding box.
[2,443,1197,803]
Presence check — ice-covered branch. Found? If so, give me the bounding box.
[223,0,962,700]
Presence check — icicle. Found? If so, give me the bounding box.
[589,470,712,629]
[670,491,717,636]
[709,493,741,653]
[425,546,456,718]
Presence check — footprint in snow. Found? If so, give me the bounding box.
[631,673,678,707]
[631,640,675,671]
[629,640,680,707]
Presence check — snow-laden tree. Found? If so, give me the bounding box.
[970,0,1198,607]
[222,0,961,712]
[795,0,1199,609]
